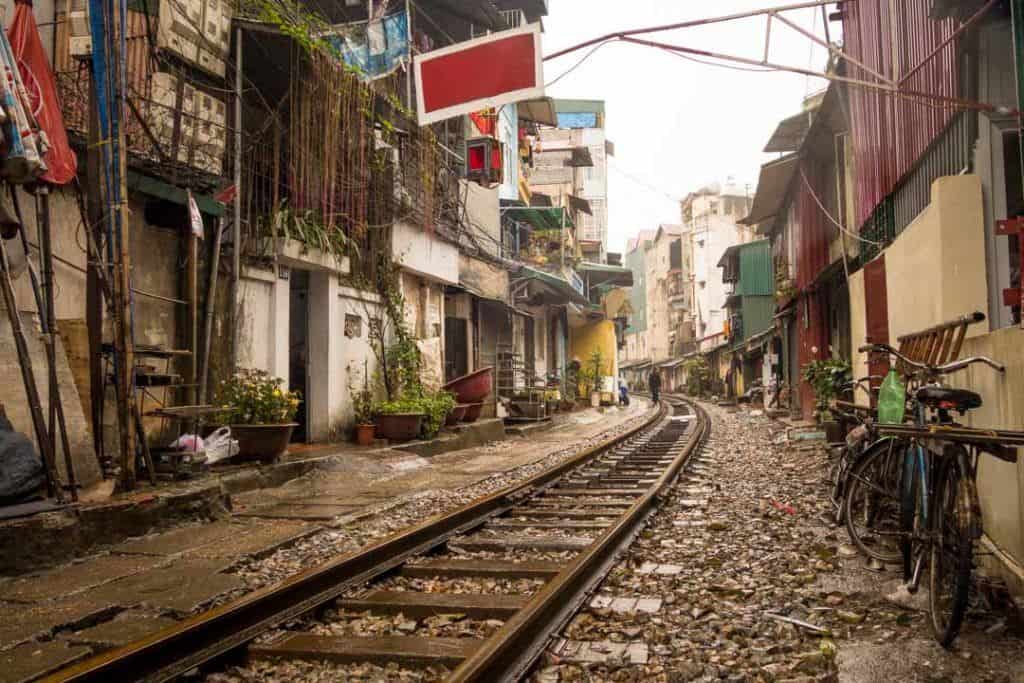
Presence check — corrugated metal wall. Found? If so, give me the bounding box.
[795,158,831,290]
[844,0,961,229]
[738,240,773,296]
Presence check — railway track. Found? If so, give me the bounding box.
[47,396,708,683]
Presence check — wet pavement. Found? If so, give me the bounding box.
[534,402,1024,683]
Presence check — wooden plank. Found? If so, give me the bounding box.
[337,590,527,619]
[508,509,625,519]
[450,535,592,553]
[550,488,645,497]
[400,559,564,579]
[487,520,608,531]
[250,634,480,667]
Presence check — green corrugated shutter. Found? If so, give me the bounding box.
[741,295,775,342]
[738,240,773,296]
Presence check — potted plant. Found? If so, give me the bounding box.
[802,357,851,441]
[351,381,376,446]
[218,369,301,463]
[374,389,456,441]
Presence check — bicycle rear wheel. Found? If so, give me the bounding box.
[929,447,977,647]
[843,439,904,563]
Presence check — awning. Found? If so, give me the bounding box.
[128,170,225,216]
[516,207,575,232]
[567,146,594,167]
[763,111,811,153]
[513,265,588,306]
[619,359,652,371]
[717,243,742,268]
[577,261,633,288]
[568,194,592,215]
[517,97,558,127]
[658,358,686,369]
[739,153,799,227]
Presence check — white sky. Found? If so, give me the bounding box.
[542,1,834,254]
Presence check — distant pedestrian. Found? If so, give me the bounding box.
[649,369,662,403]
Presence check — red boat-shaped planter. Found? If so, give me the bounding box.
[443,367,493,404]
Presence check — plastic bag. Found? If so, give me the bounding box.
[877,369,906,424]
[204,427,239,464]
[169,433,204,452]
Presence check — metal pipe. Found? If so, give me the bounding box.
[232,25,243,370]
[198,217,224,405]
[771,10,894,86]
[543,0,836,61]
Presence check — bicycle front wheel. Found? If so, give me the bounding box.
[843,438,904,563]
[929,446,977,647]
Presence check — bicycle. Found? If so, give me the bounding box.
[825,376,881,525]
[846,343,1014,646]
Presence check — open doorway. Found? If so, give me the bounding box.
[289,269,309,442]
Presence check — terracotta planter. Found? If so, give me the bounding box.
[446,405,468,426]
[354,423,375,446]
[230,423,297,463]
[462,402,483,423]
[443,367,493,403]
[374,413,424,441]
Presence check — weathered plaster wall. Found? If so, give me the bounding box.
[848,173,1024,593]
[847,269,868,384]
[883,175,989,343]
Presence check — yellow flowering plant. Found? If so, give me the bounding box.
[219,369,301,424]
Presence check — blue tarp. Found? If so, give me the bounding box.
[556,112,599,128]
[327,11,409,81]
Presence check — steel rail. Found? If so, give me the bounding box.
[450,397,710,682]
[44,401,668,683]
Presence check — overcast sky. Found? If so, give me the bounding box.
[542,1,834,254]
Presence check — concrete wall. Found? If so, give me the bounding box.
[569,320,618,394]
[460,180,502,259]
[849,172,1024,593]
[0,183,209,488]
[392,221,459,286]
[883,176,989,343]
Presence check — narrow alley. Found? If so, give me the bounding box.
[1,0,1024,681]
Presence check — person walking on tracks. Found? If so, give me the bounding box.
[648,369,662,403]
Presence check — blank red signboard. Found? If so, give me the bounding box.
[415,24,544,126]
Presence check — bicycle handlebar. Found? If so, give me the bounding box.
[857,343,1005,376]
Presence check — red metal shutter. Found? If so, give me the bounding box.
[863,255,890,380]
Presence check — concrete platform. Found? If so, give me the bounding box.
[61,612,177,649]
[0,640,92,683]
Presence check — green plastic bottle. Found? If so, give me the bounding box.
[877,369,906,424]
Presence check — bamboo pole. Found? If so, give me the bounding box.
[0,231,63,501]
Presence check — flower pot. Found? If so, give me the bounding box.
[354,423,376,446]
[462,402,483,423]
[442,367,493,403]
[230,423,297,463]
[446,404,468,425]
[374,413,424,441]
[590,392,601,408]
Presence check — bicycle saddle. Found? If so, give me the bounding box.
[916,386,982,412]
